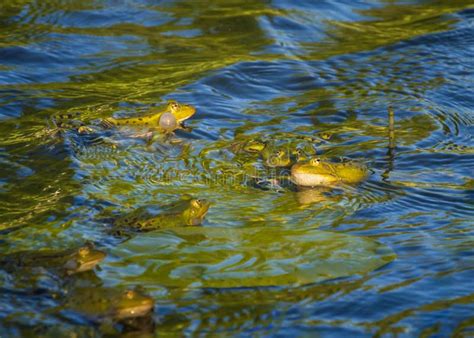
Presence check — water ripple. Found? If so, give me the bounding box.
[0,0,473,336]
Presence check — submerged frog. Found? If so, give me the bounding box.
[63,286,154,320]
[36,112,96,144]
[260,142,317,168]
[261,147,292,168]
[0,243,106,276]
[241,139,267,153]
[101,100,196,133]
[228,138,267,156]
[291,158,368,187]
[112,196,210,234]
[293,146,317,163]
[238,141,292,168]
[231,137,318,168]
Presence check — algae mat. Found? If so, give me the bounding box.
[106,227,396,289]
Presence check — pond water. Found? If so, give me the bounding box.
[0,0,473,336]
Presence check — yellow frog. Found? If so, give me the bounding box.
[291,158,368,187]
[101,100,196,133]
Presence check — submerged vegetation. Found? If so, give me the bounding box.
[0,0,473,336]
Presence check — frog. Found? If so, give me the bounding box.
[266,149,293,168]
[101,100,195,133]
[228,138,267,157]
[260,142,317,168]
[231,137,318,167]
[241,139,267,153]
[291,157,368,187]
[0,242,106,276]
[293,145,317,163]
[35,112,96,144]
[236,140,292,168]
[237,149,293,191]
[62,286,154,321]
[112,196,210,234]
[52,110,105,135]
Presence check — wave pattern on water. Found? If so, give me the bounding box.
[0,0,473,336]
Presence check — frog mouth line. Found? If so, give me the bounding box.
[67,253,106,274]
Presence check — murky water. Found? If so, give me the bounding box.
[1,0,473,336]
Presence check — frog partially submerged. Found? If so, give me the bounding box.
[228,138,266,155]
[62,286,154,321]
[291,158,368,187]
[111,196,210,234]
[35,112,97,145]
[41,101,195,146]
[0,243,106,276]
[261,147,292,168]
[234,140,292,168]
[101,100,196,133]
[251,141,316,168]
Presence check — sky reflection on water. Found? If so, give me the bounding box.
[0,0,473,336]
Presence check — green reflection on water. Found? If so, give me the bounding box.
[0,0,473,335]
[106,227,395,289]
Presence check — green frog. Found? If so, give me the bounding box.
[241,139,267,153]
[48,112,92,133]
[228,138,267,156]
[0,243,106,276]
[231,137,317,167]
[101,100,195,132]
[237,140,292,168]
[261,147,292,168]
[37,113,96,143]
[293,146,317,163]
[62,286,154,320]
[259,142,317,168]
[291,157,368,187]
[112,196,210,234]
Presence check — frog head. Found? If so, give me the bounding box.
[63,243,106,275]
[112,288,155,319]
[182,198,211,226]
[167,101,196,123]
[265,149,291,167]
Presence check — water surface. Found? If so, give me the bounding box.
[0,0,473,336]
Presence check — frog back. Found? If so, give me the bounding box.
[0,248,74,272]
[103,109,164,128]
[334,162,368,184]
[113,205,184,232]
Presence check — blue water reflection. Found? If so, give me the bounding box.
[0,0,473,336]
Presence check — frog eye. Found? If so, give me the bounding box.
[124,290,137,299]
[191,199,201,208]
[169,101,180,111]
[78,247,91,257]
[310,158,321,166]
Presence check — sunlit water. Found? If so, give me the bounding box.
[0,0,473,336]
